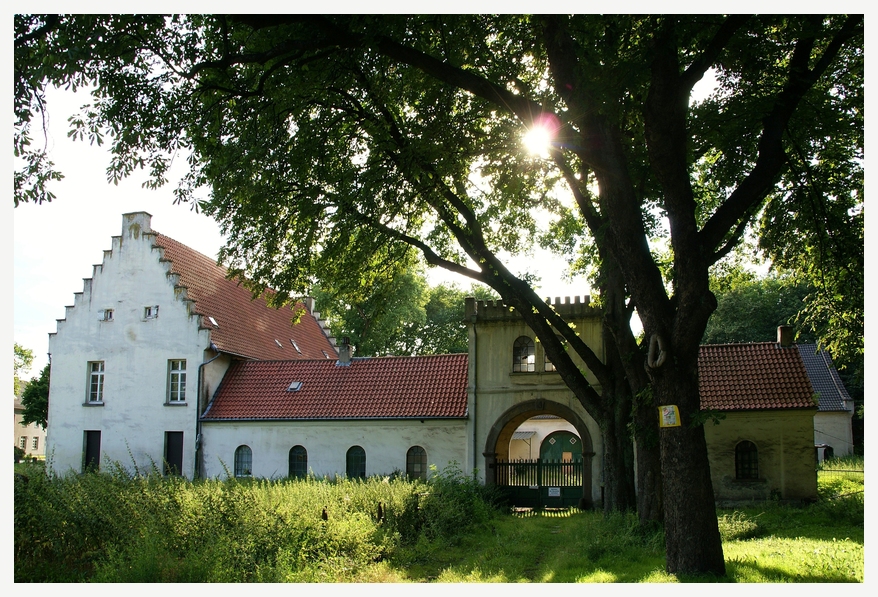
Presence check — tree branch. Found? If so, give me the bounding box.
[699,15,863,253]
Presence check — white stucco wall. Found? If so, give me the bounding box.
[200,419,469,479]
[814,411,854,459]
[46,213,212,478]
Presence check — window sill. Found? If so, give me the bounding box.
[509,372,565,385]
[165,401,188,407]
[83,401,105,407]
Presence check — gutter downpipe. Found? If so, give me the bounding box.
[470,307,478,475]
[195,343,222,479]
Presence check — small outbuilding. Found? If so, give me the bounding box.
[699,330,819,505]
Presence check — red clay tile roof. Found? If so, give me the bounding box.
[202,354,468,420]
[698,343,817,411]
[152,232,337,361]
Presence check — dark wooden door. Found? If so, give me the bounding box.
[83,430,101,472]
[164,431,184,475]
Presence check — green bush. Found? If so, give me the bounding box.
[717,510,765,541]
[14,461,501,582]
[391,462,502,544]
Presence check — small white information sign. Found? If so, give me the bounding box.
[548,487,561,497]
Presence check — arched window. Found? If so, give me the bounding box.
[289,445,307,478]
[406,446,428,480]
[513,336,535,372]
[234,445,252,478]
[346,446,366,479]
[735,441,758,480]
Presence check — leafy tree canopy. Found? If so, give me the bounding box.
[14,14,863,576]
[21,364,49,430]
[703,272,815,346]
[14,343,34,397]
[315,257,496,356]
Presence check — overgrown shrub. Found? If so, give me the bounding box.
[390,462,502,544]
[14,461,501,582]
[717,510,765,541]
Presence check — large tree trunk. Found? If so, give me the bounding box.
[601,263,663,523]
[599,414,633,513]
[634,403,663,525]
[652,352,725,576]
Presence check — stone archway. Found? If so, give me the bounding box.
[483,398,595,508]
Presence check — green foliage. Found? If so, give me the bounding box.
[14,461,502,582]
[717,510,765,541]
[14,445,26,463]
[14,15,862,573]
[392,462,501,544]
[20,363,50,429]
[704,274,815,345]
[14,459,863,582]
[315,259,497,357]
[13,342,34,396]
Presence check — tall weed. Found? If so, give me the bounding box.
[14,461,501,582]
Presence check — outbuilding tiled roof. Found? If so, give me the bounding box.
[202,354,468,420]
[152,232,336,361]
[698,343,817,411]
[797,344,852,412]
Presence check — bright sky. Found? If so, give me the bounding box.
[12,84,592,375]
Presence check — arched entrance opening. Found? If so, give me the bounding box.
[484,399,595,509]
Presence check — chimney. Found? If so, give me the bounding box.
[337,336,352,366]
[777,325,794,347]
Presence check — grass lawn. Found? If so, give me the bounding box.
[14,458,863,582]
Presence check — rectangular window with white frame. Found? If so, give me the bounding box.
[168,359,187,403]
[99,309,114,322]
[32,436,39,451]
[87,361,105,403]
[144,305,159,319]
[19,436,27,450]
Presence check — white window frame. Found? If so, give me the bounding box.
[99,309,114,322]
[32,436,39,451]
[143,305,159,320]
[167,359,187,403]
[19,436,27,450]
[87,361,105,404]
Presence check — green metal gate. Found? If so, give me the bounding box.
[494,459,584,508]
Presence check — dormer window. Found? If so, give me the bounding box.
[144,305,159,319]
[99,309,114,322]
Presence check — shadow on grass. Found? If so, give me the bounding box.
[391,501,864,583]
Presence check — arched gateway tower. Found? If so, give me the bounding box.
[464,296,604,508]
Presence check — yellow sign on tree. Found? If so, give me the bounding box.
[659,405,681,428]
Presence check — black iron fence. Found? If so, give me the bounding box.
[818,468,864,483]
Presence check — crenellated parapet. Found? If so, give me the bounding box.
[465,295,601,323]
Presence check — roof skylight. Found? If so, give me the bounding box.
[287,381,303,392]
